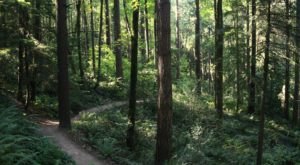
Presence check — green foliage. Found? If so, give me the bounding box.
[0,95,74,165]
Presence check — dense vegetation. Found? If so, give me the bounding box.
[0,94,74,165]
[1,0,300,164]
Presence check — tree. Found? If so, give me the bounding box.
[76,0,84,82]
[57,0,71,129]
[248,0,256,114]
[175,0,180,79]
[155,0,173,164]
[293,0,300,125]
[127,0,139,150]
[215,0,224,118]
[90,0,96,77]
[284,0,290,120]
[195,0,201,94]
[257,0,271,164]
[97,0,104,84]
[113,0,123,79]
[105,0,111,46]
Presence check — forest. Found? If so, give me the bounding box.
[0,0,300,164]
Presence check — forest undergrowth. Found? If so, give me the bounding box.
[0,94,75,165]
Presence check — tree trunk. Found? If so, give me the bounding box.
[127,0,139,150]
[246,0,251,113]
[90,0,96,77]
[235,7,241,112]
[175,0,180,80]
[248,0,256,114]
[144,0,150,61]
[83,0,89,58]
[76,0,84,82]
[195,0,201,94]
[105,0,111,46]
[284,0,290,120]
[215,0,224,118]
[257,1,271,164]
[155,0,173,164]
[57,0,71,130]
[293,0,300,125]
[97,0,104,84]
[113,0,123,79]
[140,7,146,63]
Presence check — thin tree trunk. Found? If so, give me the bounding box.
[293,0,300,125]
[90,0,96,77]
[155,0,172,164]
[113,0,123,79]
[105,0,111,46]
[127,0,139,150]
[215,0,224,118]
[76,0,84,82]
[248,0,256,114]
[284,0,290,120]
[57,0,71,129]
[195,0,201,94]
[175,0,180,79]
[235,7,241,111]
[246,0,251,113]
[140,7,146,63]
[97,0,104,84]
[144,0,150,61]
[83,0,89,58]
[257,1,271,164]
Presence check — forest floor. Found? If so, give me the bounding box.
[34,101,132,165]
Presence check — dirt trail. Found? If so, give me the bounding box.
[37,101,130,165]
[37,99,149,165]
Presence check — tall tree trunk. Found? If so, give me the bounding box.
[284,0,290,120]
[83,0,89,58]
[293,0,300,125]
[195,0,201,94]
[248,0,256,114]
[113,0,123,79]
[144,0,150,61]
[175,0,180,79]
[257,1,271,164]
[76,0,84,82]
[17,43,24,102]
[127,0,139,150]
[235,7,241,111]
[140,7,146,63]
[97,0,104,84]
[90,0,96,77]
[57,0,71,129]
[123,0,131,35]
[105,0,111,46]
[215,0,224,118]
[246,0,251,113]
[155,0,172,164]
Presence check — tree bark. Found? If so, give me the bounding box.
[57,0,71,129]
[127,0,139,150]
[105,0,111,46]
[113,0,123,79]
[235,7,241,112]
[76,0,84,82]
[257,1,271,164]
[90,0,96,77]
[195,0,201,94]
[284,0,290,120]
[175,0,180,79]
[215,0,224,118]
[144,0,150,61]
[293,0,300,125]
[248,0,256,114]
[97,0,104,84]
[155,0,173,164]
